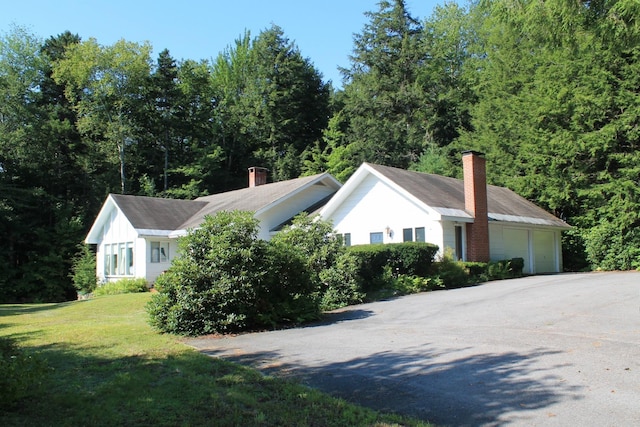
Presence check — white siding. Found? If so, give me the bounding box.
[145,238,177,283]
[96,207,140,283]
[489,224,505,261]
[324,175,443,249]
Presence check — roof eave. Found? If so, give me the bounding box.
[85,194,118,244]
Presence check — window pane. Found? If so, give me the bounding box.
[415,227,425,242]
[403,228,413,242]
[160,242,168,262]
[370,232,383,244]
[344,233,351,247]
[104,250,110,276]
[126,244,134,275]
[118,244,126,275]
[111,244,118,275]
[151,242,159,263]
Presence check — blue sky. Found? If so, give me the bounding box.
[2,0,442,88]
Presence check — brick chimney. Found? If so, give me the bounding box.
[248,167,268,187]
[462,151,490,262]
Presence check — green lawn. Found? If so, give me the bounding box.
[0,293,430,426]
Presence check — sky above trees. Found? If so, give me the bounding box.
[1,0,440,88]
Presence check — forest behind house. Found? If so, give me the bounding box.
[1,0,639,302]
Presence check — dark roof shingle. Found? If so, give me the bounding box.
[110,194,207,231]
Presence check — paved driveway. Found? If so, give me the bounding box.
[187,272,640,426]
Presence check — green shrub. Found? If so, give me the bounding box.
[487,260,510,279]
[270,213,362,311]
[510,257,524,276]
[0,337,48,409]
[93,278,148,296]
[318,251,365,310]
[387,242,439,276]
[70,244,97,294]
[431,251,469,289]
[147,211,320,336]
[346,244,390,292]
[562,227,590,271]
[584,221,640,270]
[393,274,444,295]
[348,242,439,293]
[463,262,488,278]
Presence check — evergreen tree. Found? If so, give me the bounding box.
[340,0,427,169]
[457,0,640,270]
[211,25,331,183]
[0,28,85,301]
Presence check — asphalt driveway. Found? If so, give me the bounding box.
[187,272,640,426]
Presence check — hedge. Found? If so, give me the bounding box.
[348,242,439,292]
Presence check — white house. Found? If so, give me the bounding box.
[85,168,342,284]
[319,152,571,274]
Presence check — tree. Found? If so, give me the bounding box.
[339,0,428,169]
[53,38,152,194]
[456,0,640,270]
[210,25,331,183]
[0,28,85,302]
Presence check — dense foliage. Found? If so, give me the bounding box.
[2,0,639,301]
[147,211,321,335]
[92,278,149,296]
[269,213,364,310]
[348,243,439,293]
[70,244,97,294]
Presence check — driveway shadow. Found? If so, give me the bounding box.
[203,346,583,426]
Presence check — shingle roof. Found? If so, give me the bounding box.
[110,194,207,231]
[366,163,569,228]
[176,173,336,230]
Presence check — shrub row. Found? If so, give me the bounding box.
[93,278,149,296]
[432,255,525,289]
[348,242,439,293]
[146,210,526,336]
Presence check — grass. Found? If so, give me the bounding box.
[0,293,431,426]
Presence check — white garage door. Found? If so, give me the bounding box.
[533,230,556,273]
[504,228,530,273]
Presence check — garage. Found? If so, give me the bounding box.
[533,230,556,273]
[503,228,531,273]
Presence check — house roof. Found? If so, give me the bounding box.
[86,172,341,243]
[322,163,570,229]
[176,173,341,231]
[110,194,207,231]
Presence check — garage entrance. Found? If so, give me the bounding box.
[533,230,556,273]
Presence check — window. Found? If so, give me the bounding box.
[103,242,133,276]
[370,232,384,244]
[151,241,169,263]
[403,228,413,242]
[415,227,425,242]
[127,243,134,275]
[337,233,351,247]
[118,244,126,275]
